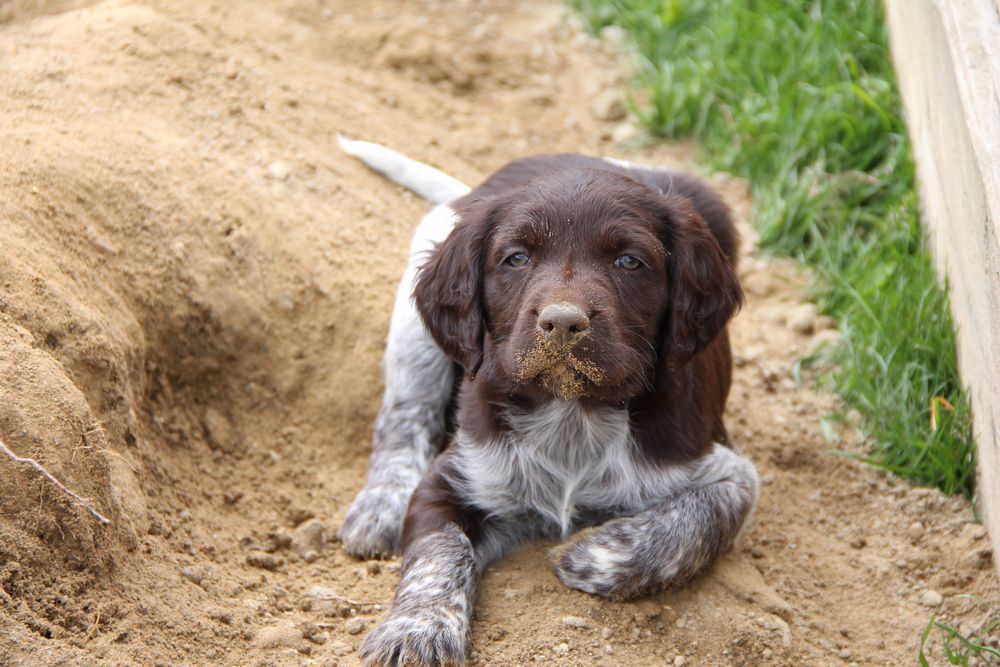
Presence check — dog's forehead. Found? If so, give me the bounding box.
[495,170,662,242]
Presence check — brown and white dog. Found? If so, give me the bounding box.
[337,137,759,667]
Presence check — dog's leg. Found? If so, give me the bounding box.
[360,458,524,666]
[340,205,461,558]
[360,522,477,666]
[551,444,759,600]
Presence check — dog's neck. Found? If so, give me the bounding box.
[448,398,635,537]
[446,396,738,540]
[457,342,726,469]
[455,371,628,442]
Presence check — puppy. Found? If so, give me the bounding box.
[337,138,760,666]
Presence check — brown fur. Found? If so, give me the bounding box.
[363,155,750,666]
[412,154,743,479]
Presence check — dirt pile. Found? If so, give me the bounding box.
[0,1,996,665]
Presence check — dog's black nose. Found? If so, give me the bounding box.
[537,303,590,345]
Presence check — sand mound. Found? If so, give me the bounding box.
[1,1,995,665]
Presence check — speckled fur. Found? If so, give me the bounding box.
[447,400,759,597]
[359,525,477,666]
[339,205,460,558]
[341,144,757,667]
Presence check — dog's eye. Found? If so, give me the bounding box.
[614,254,642,270]
[505,252,530,267]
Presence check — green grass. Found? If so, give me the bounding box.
[572,0,975,496]
[919,603,1000,666]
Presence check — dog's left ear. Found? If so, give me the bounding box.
[658,195,744,364]
[413,198,499,377]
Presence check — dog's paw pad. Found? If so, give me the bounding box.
[360,611,468,666]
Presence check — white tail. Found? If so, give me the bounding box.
[337,135,471,205]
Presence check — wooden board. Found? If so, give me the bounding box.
[885,0,1000,578]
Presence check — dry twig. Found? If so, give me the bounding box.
[929,396,956,433]
[310,590,378,607]
[0,439,112,525]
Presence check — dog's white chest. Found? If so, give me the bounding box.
[452,401,653,535]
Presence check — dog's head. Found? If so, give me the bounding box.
[414,168,742,402]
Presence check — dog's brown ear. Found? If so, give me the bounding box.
[659,195,744,364]
[413,199,497,377]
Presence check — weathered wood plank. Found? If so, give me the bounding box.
[886,0,1000,578]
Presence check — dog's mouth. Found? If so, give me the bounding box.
[513,333,605,399]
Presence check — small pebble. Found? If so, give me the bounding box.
[920,590,943,607]
[560,615,590,629]
[787,303,818,335]
[267,161,290,180]
[552,643,569,654]
[611,122,640,144]
[966,546,995,570]
[366,561,382,575]
[293,519,325,557]
[256,621,302,648]
[601,626,612,639]
[961,523,988,543]
[270,528,293,551]
[345,617,366,635]
[91,234,118,254]
[631,599,661,621]
[300,621,320,640]
[674,656,686,666]
[329,640,352,656]
[208,609,233,625]
[599,25,627,45]
[306,585,338,601]
[808,329,843,355]
[246,551,282,571]
[238,536,261,551]
[201,407,235,452]
[288,507,315,526]
[590,90,626,121]
[181,566,207,586]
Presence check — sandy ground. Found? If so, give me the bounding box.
[1,1,998,665]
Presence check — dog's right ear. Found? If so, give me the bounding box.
[413,199,498,377]
[657,194,744,366]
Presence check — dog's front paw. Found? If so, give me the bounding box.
[339,484,412,558]
[359,607,469,667]
[550,524,650,601]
